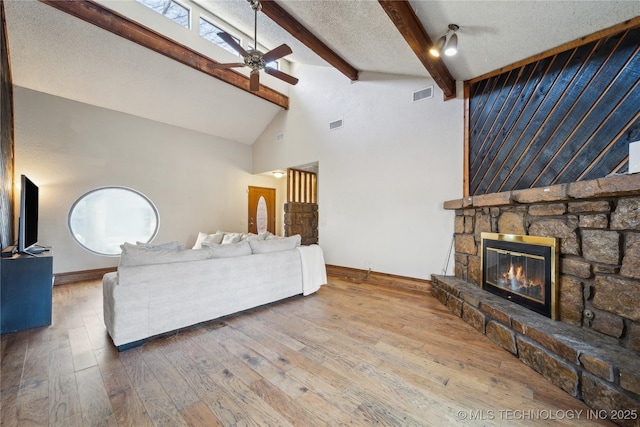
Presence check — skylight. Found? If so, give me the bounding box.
[137,0,190,29]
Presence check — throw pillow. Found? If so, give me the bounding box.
[201,233,224,246]
[221,232,243,244]
[248,234,301,254]
[192,232,223,249]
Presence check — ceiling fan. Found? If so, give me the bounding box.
[208,0,299,91]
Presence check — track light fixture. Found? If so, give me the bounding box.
[429,24,460,57]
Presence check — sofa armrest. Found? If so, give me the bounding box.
[103,272,150,346]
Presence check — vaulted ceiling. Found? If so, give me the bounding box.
[4,0,639,144]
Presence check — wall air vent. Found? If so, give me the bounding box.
[329,119,343,131]
[412,86,433,102]
[276,133,285,142]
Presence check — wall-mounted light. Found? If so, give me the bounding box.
[272,171,285,178]
[429,24,460,57]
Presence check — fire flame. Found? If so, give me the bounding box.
[506,264,525,283]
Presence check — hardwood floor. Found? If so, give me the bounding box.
[1,276,613,426]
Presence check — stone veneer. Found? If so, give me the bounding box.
[284,202,318,245]
[438,173,640,425]
[445,173,640,351]
[430,275,640,426]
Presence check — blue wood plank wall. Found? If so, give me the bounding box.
[468,26,640,196]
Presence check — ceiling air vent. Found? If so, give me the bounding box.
[329,119,343,131]
[276,133,285,142]
[412,86,433,102]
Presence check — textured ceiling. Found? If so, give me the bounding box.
[4,0,283,145]
[4,0,639,145]
[194,0,640,81]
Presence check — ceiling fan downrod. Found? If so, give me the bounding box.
[250,0,261,49]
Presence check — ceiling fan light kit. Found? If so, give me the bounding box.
[207,0,298,91]
[430,24,459,57]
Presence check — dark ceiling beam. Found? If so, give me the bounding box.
[378,0,456,100]
[38,0,289,109]
[259,0,359,82]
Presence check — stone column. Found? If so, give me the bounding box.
[284,202,318,245]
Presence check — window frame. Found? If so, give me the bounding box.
[137,0,192,29]
[198,15,243,57]
[68,186,160,257]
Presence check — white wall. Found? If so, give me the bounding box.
[253,66,464,279]
[13,87,285,275]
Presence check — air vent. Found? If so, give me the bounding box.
[413,86,433,102]
[329,119,343,131]
[276,133,285,142]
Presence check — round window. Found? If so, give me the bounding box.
[68,187,159,256]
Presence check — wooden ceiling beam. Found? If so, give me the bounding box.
[259,0,359,82]
[378,0,456,100]
[38,0,290,109]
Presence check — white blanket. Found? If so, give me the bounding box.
[296,244,328,295]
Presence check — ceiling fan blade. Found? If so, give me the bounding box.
[250,71,260,91]
[217,31,249,57]
[264,67,299,86]
[262,44,293,63]
[208,62,245,69]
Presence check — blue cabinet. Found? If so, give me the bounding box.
[0,252,53,333]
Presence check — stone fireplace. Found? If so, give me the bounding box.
[432,173,640,426]
[481,232,559,319]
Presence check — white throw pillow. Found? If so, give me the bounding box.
[201,233,224,247]
[221,232,243,244]
[192,232,223,249]
[248,235,301,254]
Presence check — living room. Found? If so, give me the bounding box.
[1,0,640,425]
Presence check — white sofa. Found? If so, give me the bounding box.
[103,235,326,350]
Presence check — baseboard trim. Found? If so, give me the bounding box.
[326,264,432,293]
[54,267,117,285]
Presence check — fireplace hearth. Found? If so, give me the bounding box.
[481,233,559,319]
[439,173,640,422]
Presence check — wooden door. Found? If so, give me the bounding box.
[248,186,276,234]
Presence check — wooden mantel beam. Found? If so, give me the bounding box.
[38,0,290,109]
[378,0,456,100]
[259,0,359,82]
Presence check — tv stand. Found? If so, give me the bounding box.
[0,251,53,333]
[23,246,47,256]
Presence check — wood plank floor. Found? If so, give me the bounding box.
[1,276,614,426]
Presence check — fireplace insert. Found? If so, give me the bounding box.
[481,233,559,319]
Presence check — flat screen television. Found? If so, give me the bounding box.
[18,174,41,254]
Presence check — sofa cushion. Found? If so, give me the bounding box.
[136,240,184,251]
[249,235,301,254]
[120,243,211,266]
[203,240,252,258]
[243,233,267,241]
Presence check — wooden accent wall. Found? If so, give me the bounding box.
[287,168,317,203]
[467,23,640,196]
[0,0,14,249]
